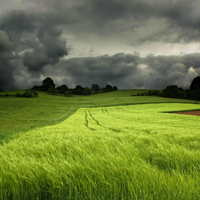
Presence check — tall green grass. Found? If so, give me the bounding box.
[1,103,200,199]
[0,90,194,142]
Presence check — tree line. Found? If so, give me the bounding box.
[32,77,118,96]
[136,76,200,102]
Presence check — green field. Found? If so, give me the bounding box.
[0,90,200,199]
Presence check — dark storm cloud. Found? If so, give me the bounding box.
[0,10,68,89]
[0,30,11,52]
[41,53,198,90]
[1,0,200,90]
[23,27,68,71]
[58,0,200,44]
[21,0,200,43]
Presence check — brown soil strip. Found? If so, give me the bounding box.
[174,111,200,116]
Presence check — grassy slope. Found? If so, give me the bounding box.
[1,103,200,199]
[0,89,195,141]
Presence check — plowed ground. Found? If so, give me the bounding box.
[174,110,200,116]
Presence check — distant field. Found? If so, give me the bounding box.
[0,89,195,141]
[1,101,200,199]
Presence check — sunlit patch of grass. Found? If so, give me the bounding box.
[0,90,194,142]
[1,103,200,199]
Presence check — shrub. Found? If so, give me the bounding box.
[22,91,33,98]
[34,92,38,97]
[64,91,73,97]
[16,93,22,97]
[57,85,68,94]
[83,87,91,95]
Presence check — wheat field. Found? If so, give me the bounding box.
[1,103,200,199]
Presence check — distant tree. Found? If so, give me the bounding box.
[42,77,55,91]
[57,85,68,94]
[48,87,57,95]
[106,85,113,92]
[32,85,42,91]
[91,84,100,92]
[100,87,106,93]
[147,90,153,96]
[16,93,22,97]
[84,87,91,95]
[34,92,38,97]
[190,76,200,90]
[22,91,33,98]
[16,90,38,98]
[64,90,73,97]
[161,85,186,99]
[113,86,118,91]
[73,85,85,95]
[152,90,159,95]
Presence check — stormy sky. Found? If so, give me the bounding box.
[1,0,200,90]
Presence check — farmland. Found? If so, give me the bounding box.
[0,90,200,199]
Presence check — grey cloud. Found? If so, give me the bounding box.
[0,10,68,66]
[1,51,200,90]
[0,30,12,52]
[0,53,16,90]
[74,0,200,43]
[39,53,199,90]
[5,0,200,45]
[19,0,200,44]
[0,9,68,89]
[1,0,200,90]
[23,27,68,71]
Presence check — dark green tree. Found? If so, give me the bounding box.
[64,90,73,97]
[162,85,186,99]
[84,87,91,95]
[113,86,118,91]
[106,85,113,92]
[91,84,100,92]
[48,87,57,95]
[190,76,200,90]
[42,77,55,91]
[57,85,68,94]
[73,85,85,95]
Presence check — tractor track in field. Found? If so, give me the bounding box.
[88,109,101,126]
[85,108,123,133]
[85,108,106,131]
[101,107,127,120]
[84,109,95,131]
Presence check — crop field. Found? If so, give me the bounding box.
[1,99,200,199]
[0,90,194,142]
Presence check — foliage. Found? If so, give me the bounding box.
[135,89,160,96]
[158,85,200,101]
[42,77,55,91]
[113,86,118,91]
[31,77,119,96]
[190,76,200,90]
[72,85,85,95]
[83,87,91,95]
[161,85,186,99]
[91,84,100,92]
[22,90,33,97]
[16,90,38,98]
[1,103,200,199]
[57,85,68,94]
[48,87,57,95]
[64,90,73,97]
